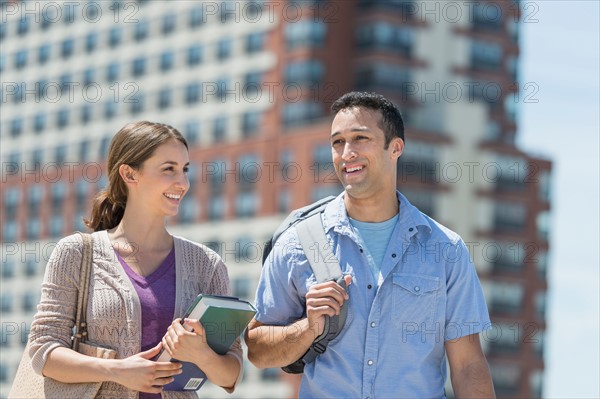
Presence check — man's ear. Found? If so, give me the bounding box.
[119,164,137,184]
[390,138,404,160]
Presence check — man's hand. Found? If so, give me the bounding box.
[305,275,353,337]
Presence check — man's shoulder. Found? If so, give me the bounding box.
[420,213,462,246]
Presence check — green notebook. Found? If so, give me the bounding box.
[157,294,256,391]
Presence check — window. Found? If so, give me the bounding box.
[106,62,119,82]
[494,201,527,232]
[285,60,325,86]
[134,20,149,41]
[59,73,73,92]
[357,23,413,55]
[471,40,503,71]
[215,77,230,102]
[357,63,411,92]
[158,87,172,109]
[130,92,145,115]
[246,31,265,53]
[489,241,524,272]
[99,136,111,158]
[241,111,261,138]
[397,141,438,183]
[162,13,176,35]
[0,21,6,40]
[490,281,524,314]
[160,50,174,72]
[3,220,18,242]
[187,44,203,66]
[233,277,252,299]
[34,113,47,133]
[403,189,435,217]
[86,32,98,53]
[79,140,90,161]
[220,0,237,23]
[81,104,93,124]
[38,43,51,64]
[282,102,322,127]
[57,108,70,128]
[26,219,41,240]
[312,144,332,179]
[189,6,204,28]
[185,82,201,104]
[236,192,257,217]
[51,183,66,212]
[105,101,118,119]
[490,363,521,395]
[10,118,23,137]
[22,292,38,312]
[2,262,15,279]
[61,38,75,58]
[213,116,227,143]
[83,67,95,86]
[132,57,147,77]
[55,144,67,164]
[244,71,262,98]
[64,3,76,24]
[0,54,5,73]
[31,149,43,170]
[179,196,198,223]
[0,293,12,313]
[536,211,551,241]
[538,170,551,202]
[216,38,232,61]
[472,2,503,31]
[25,261,38,277]
[17,15,30,35]
[285,20,326,49]
[185,120,200,145]
[109,26,122,47]
[15,49,27,69]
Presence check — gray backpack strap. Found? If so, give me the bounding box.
[295,213,342,282]
[282,213,348,372]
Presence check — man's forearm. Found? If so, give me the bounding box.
[245,318,318,368]
[451,359,496,399]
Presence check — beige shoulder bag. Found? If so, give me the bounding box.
[8,233,117,399]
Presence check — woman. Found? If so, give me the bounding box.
[28,121,242,398]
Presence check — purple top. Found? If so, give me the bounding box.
[116,248,176,399]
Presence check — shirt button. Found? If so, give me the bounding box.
[359,248,364,253]
[409,227,414,232]
[370,322,376,328]
[414,286,420,292]
[367,284,372,289]
[391,253,397,258]
[367,360,373,366]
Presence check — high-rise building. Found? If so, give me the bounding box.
[1,1,551,397]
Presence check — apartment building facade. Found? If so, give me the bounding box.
[1,1,551,397]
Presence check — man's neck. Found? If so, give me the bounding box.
[344,191,399,223]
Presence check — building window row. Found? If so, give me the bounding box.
[357,22,414,56]
[7,27,265,71]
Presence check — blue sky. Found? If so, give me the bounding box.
[518,1,599,397]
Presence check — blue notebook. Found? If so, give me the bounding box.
[155,294,256,391]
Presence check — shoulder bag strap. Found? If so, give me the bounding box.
[72,232,93,351]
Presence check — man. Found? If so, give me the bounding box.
[246,92,495,398]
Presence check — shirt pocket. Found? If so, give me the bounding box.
[392,273,440,329]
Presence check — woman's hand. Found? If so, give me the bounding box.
[110,343,183,393]
[161,319,216,366]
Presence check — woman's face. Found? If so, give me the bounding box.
[128,139,190,218]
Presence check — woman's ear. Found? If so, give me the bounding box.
[119,164,137,184]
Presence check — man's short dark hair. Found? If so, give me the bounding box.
[331,91,404,148]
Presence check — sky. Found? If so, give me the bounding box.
[518,1,600,397]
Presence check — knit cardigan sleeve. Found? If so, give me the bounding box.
[175,237,244,394]
[28,233,84,375]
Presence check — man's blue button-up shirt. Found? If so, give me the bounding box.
[255,192,491,398]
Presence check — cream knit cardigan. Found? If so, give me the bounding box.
[28,230,243,399]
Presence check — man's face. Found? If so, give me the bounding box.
[330,107,403,200]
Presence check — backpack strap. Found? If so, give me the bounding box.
[282,212,348,373]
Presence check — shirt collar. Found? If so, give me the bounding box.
[322,191,432,242]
